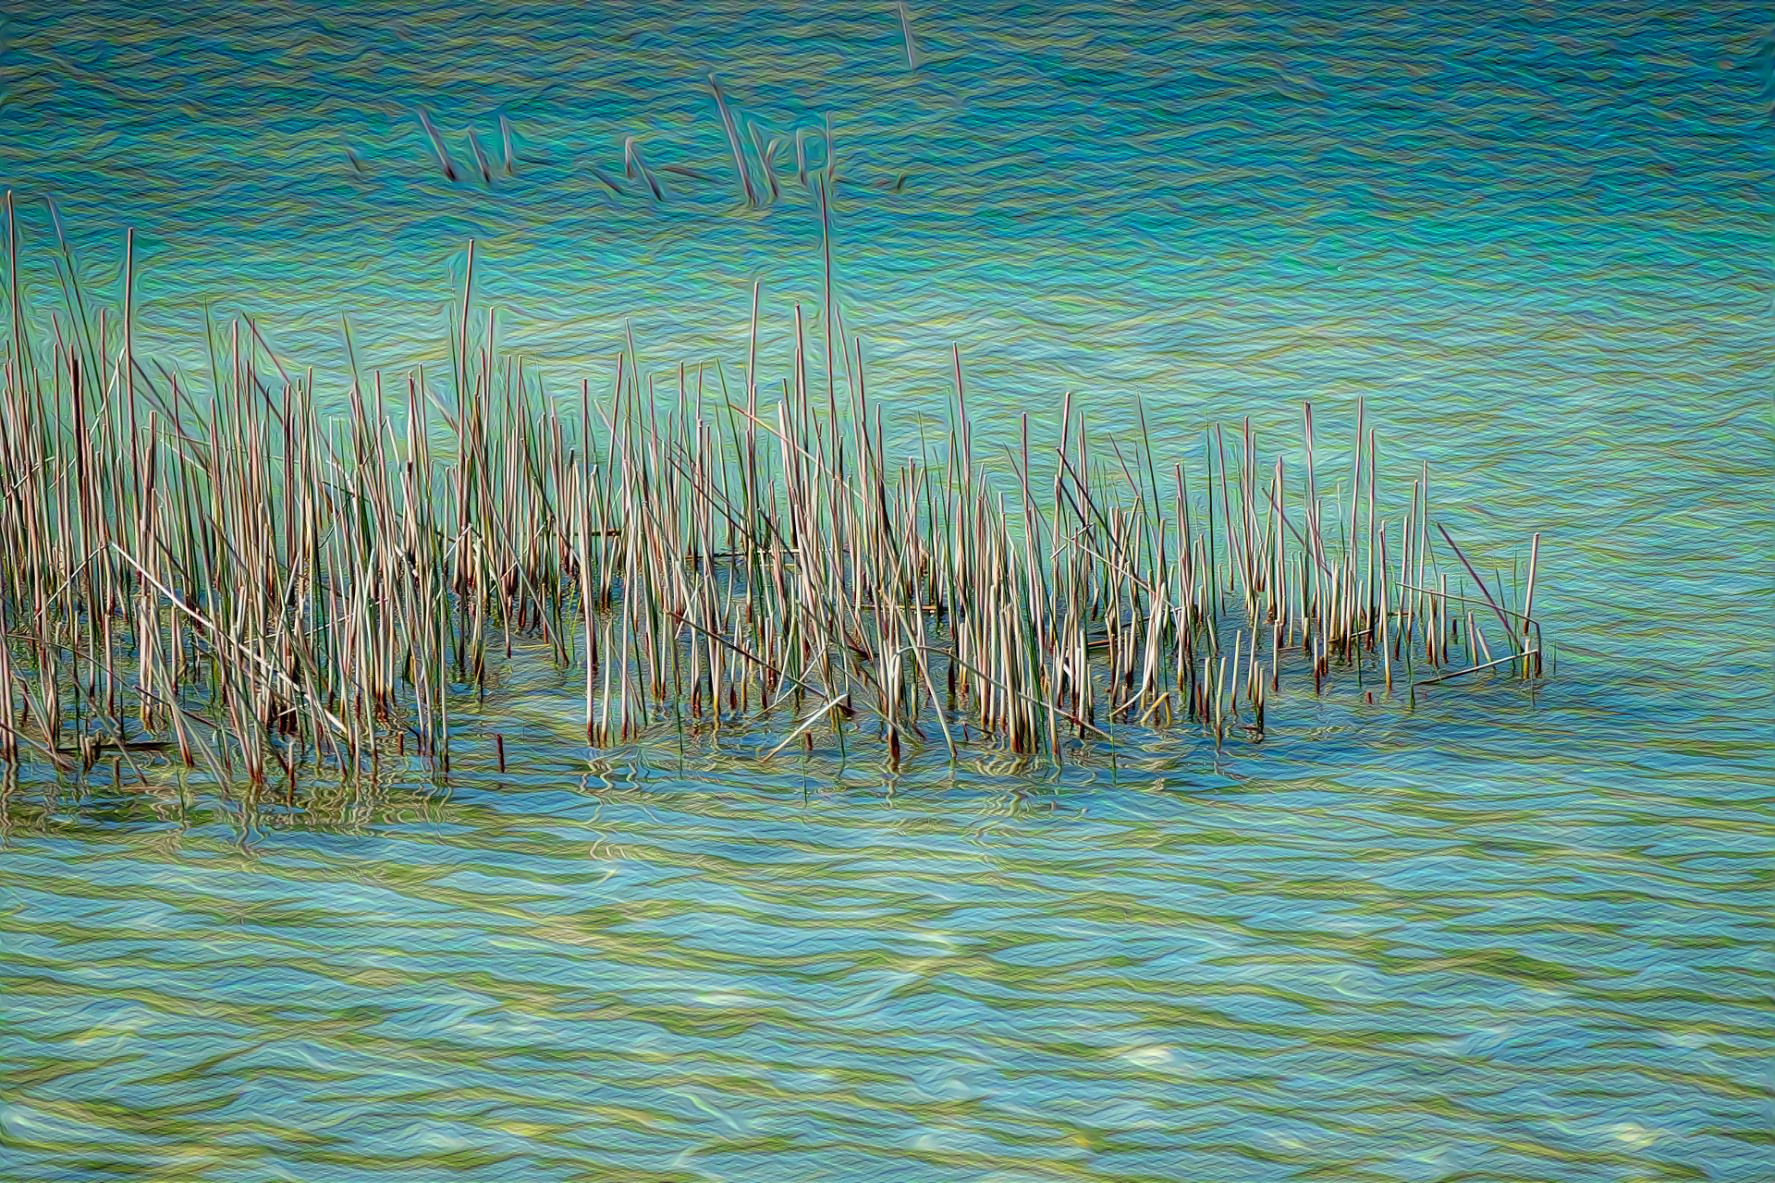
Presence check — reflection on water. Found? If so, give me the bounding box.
[0,0,1769,1178]
[2,668,1769,1180]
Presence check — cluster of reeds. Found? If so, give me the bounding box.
[412,85,850,208]
[624,77,849,208]
[414,110,517,186]
[401,75,920,209]
[0,199,1542,786]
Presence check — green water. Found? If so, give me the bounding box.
[1,1,1770,1179]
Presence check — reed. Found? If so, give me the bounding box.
[898,3,923,70]
[0,207,1545,787]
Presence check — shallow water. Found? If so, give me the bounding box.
[1,2,1771,1180]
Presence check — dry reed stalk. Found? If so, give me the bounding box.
[707,76,759,208]
[0,225,1545,783]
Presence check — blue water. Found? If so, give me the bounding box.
[1,3,1770,1180]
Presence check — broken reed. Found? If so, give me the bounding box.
[0,226,1542,785]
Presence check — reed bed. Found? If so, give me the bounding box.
[0,206,1543,786]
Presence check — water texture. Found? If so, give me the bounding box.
[1,2,1770,1180]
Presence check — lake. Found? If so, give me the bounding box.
[0,2,1769,1179]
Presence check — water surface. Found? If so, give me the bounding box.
[1,2,1770,1179]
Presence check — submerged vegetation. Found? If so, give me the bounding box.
[0,193,1543,788]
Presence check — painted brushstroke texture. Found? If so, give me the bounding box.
[0,2,1769,1181]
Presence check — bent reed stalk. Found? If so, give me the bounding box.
[0,208,1545,786]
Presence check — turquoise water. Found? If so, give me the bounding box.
[1,2,1771,1179]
